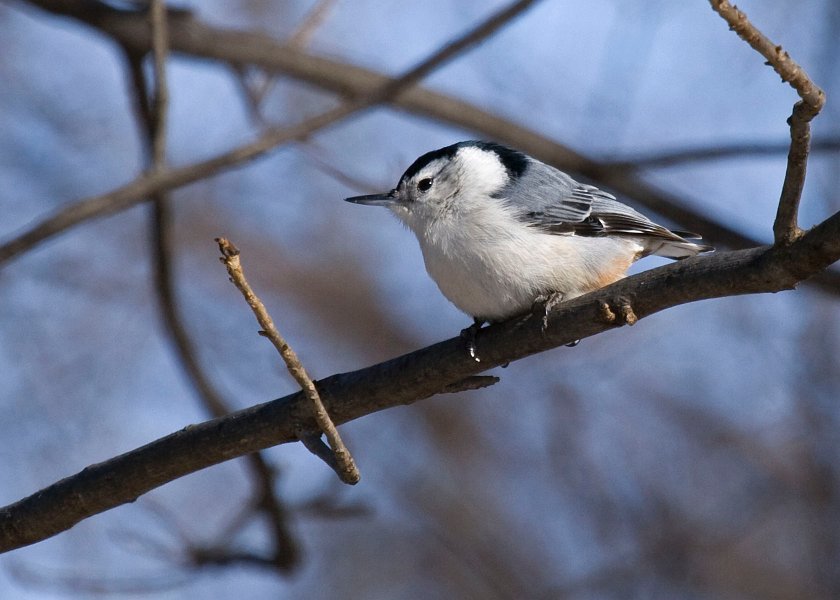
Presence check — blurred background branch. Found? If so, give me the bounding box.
[125,1,301,573]
[6,0,840,294]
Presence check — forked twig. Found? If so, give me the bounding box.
[709,0,825,245]
[217,238,360,485]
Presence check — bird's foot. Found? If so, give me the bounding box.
[534,292,580,347]
[460,318,485,363]
[533,292,566,332]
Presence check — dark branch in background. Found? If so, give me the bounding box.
[0,0,538,266]
[366,0,540,100]
[217,238,360,485]
[5,0,840,294]
[148,0,167,169]
[709,0,825,246]
[2,209,840,553]
[126,3,299,572]
[298,143,387,193]
[603,138,840,170]
[232,0,338,124]
[81,1,782,248]
[230,64,272,127]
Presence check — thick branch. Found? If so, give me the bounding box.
[2,209,839,553]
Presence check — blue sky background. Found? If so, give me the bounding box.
[1,1,839,598]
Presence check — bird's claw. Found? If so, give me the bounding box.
[460,319,484,362]
[533,291,565,332]
[533,292,580,347]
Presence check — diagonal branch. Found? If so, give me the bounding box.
[288,0,337,48]
[708,0,824,109]
[709,0,825,246]
[0,0,539,265]
[217,238,360,485]
[2,207,840,553]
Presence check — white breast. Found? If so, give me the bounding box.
[405,198,642,321]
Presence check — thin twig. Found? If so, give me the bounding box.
[369,0,538,102]
[708,1,823,109]
[0,0,539,266]
[298,434,343,477]
[288,0,336,48]
[216,238,361,485]
[149,0,168,169]
[297,142,385,193]
[229,64,271,126]
[709,0,825,246]
[604,138,840,170]
[775,103,819,245]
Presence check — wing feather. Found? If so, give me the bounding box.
[505,161,693,243]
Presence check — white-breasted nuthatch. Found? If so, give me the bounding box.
[345,141,712,345]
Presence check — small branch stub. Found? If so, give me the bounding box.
[216,237,360,485]
[598,300,616,324]
[597,298,636,326]
[616,298,637,326]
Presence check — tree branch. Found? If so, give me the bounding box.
[10,0,840,295]
[126,4,300,571]
[0,0,539,265]
[217,238,360,485]
[148,0,168,169]
[288,0,336,49]
[603,138,840,170]
[2,208,839,553]
[709,0,825,246]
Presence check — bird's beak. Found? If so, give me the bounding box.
[344,190,398,207]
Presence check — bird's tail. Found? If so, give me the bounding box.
[650,230,714,259]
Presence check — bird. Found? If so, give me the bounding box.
[345,140,712,354]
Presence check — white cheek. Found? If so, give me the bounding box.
[456,146,509,195]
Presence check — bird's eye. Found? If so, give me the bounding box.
[417,178,433,192]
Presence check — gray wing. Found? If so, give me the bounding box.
[505,159,699,244]
[499,159,593,223]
